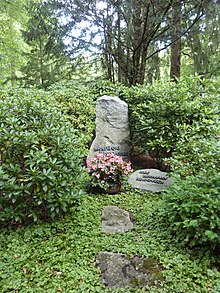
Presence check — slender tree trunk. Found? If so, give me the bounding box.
[126,14,132,86]
[131,0,142,85]
[107,26,113,82]
[170,1,181,81]
[103,2,114,82]
[117,20,122,82]
[116,2,122,82]
[39,38,45,86]
[139,45,148,84]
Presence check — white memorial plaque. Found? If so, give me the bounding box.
[128,169,173,193]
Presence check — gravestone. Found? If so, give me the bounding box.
[101,206,133,234]
[87,95,130,161]
[128,169,173,193]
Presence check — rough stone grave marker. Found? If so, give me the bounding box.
[128,169,173,193]
[87,95,130,161]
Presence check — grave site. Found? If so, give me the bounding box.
[1,3,220,289]
[1,83,220,292]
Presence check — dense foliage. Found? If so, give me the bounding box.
[123,76,220,170]
[0,89,85,224]
[158,171,220,250]
[21,1,72,88]
[46,81,96,145]
[169,137,220,176]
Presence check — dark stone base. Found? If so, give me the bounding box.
[90,183,121,195]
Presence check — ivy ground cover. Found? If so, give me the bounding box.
[1,189,220,292]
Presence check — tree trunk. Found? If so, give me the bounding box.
[131,0,142,85]
[170,1,181,81]
[116,2,122,82]
[103,2,114,82]
[139,45,148,84]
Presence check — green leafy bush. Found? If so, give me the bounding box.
[123,76,220,167]
[159,171,220,250]
[0,91,85,225]
[46,81,96,147]
[87,80,126,99]
[168,137,220,176]
[46,80,128,151]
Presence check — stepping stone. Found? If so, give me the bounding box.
[101,206,133,234]
[97,251,164,289]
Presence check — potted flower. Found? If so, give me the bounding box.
[87,153,133,194]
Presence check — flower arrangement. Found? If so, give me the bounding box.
[87,153,133,192]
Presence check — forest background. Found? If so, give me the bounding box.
[1,1,220,292]
[0,0,219,87]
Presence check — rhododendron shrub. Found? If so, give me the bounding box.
[0,93,85,225]
[87,153,133,190]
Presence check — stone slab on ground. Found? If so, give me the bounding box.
[128,169,173,193]
[97,251,164,289]
[101,206,133,234]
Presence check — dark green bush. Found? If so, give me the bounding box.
[168,137,220,176]
[123,76,220,167]
[46,81,96,147]
[159,171,220,250]
[46,80,127,149]
[0,91,85,225]
[87,80,126,99]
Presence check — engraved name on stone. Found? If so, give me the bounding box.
[136,178,164,185]
[94,145,128,158]
[94,145,120,151]
[128,169,173,193]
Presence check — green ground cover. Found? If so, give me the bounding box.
[1,188,220,292]
[0,78,219,292]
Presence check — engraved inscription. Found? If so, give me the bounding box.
[136,177,164,185]
[128,169,173,193]
[142,175,168,180]
[94,145,128,158]
[136,170,168,185]
[94,145,120,151]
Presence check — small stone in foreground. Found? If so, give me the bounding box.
[97,251,164,288]
[101,206,133,234]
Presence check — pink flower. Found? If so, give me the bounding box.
[91,164,97,170]
[95,173,100,179]
[87,153,133,187]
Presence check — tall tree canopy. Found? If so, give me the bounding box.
[0,0,28,85]
[0,0,219,86]
[21,1,73,88]
[185,0,220,77]
[50,0,211,85]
